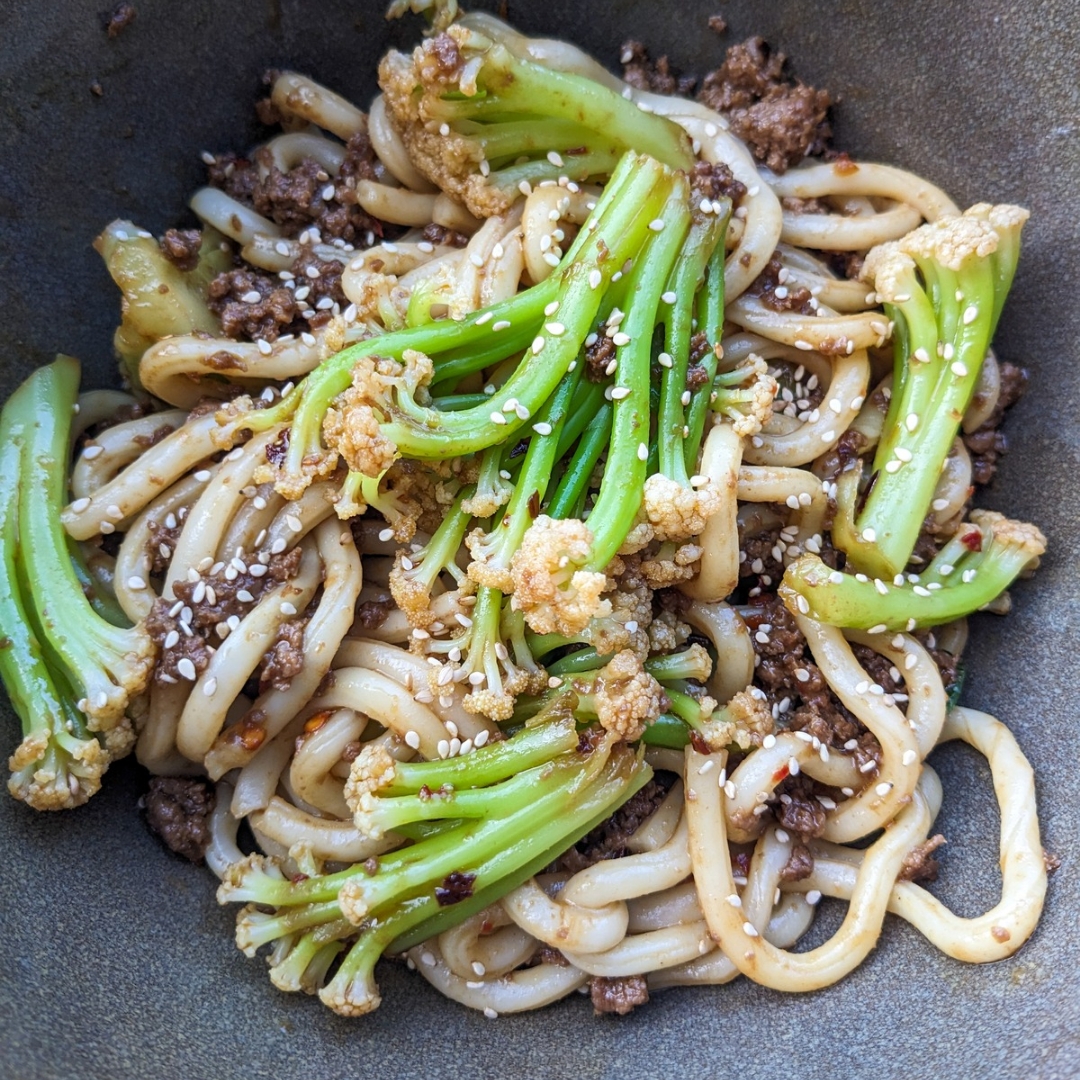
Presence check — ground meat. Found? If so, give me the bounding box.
[208,135,384,248]
[739,518,784,586]
[775,775,827,837]
[781,195,829,216]
[898,834,946,883]
[132,421,178,449]
[962,361,1028,486]
[259,618,307,692]
[206,152,260,204]
[428,32,464,80]
[590,975,650,1016]
[850,643,904,697]
[159,228,202,272]
[585,333,616,383]
[143,777,214,862]
[690,159,747,206]
[744,594,867,751]
[144,598,213,683]
[708,13,727,34]
[538,945,570,967]
[688,331,712,365]
[685,363,710,391]
[292,251,348,329]
[355,598,393,630]
[698,37,831,173]
[553,776,674,873]
[421,222,469,249]
[207,267,299,342]
[170,545,303,633]
[816,428,867,490]
[146,545,303,687]
[620,40,696,97]
[146,514,183,576]
[748,254,815,314]
[779,840,814,882]
[915,632,961,696]
[103,3,136,37]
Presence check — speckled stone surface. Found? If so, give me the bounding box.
[0,2,1077,1077]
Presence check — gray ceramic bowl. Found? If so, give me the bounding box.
[1,2,1077,1077]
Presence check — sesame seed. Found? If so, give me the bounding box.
[796,595,810,614]
[648,218,665,232]
[256,338,272,355]
[490,411,507,425]
[951,360,969,377]
[203,677,218,697]
[483,1008,498,1020]
[280,601,297,616]
[546,150,564,167]
[531,336,546,355]
[612,332,630,347]
[532,422,552,436]
[491,320,511,332]
[743,922,759,938]
[285,514,303,533]
[99,521,115,535]
[794,339,812,351]
[637,443,648,462]
[404,730,421,750]
[875,782,892,797]
[913,585,931,597]
[545,322,565,336]
[868,623,887,634]
[177,658,197,681]
[806,890,822,905]
[588,268,602,289]
[610,386,631,401]
[861,527,877,542]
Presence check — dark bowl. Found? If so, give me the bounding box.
[1,2,1077,1077]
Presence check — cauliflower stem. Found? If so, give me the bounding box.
[834,204,1029,578]
[781,509,1046,631]
[1,358,151,808]
[218,703,651,1014]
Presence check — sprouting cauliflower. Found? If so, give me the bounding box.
[578,649,667,742]
[509,515,610,636]
[643,473,724,543]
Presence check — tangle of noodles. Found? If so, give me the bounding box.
[3,6,1050,1025]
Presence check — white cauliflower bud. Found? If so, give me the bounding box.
[581,649,667,742]
[509,515,610,636]
[643,473,724,543]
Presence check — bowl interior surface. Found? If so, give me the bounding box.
[0,2,1077,1077]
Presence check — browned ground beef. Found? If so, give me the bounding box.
[146,514,183,576]
[554,776,674,873]
[590,975,650,1016]
[159,227,202,272]
[143,776,214,862]
[620,40,696,96]
[207,267,299,342]
[584,332,616,383]
[780,841,814,882]
[422,222,470,248]
[898,834,946,882]
[698,37,831,173]
[749,253,816,314]
[259,618,308,692]
[690,159,748,206]
[963,361,1028,486]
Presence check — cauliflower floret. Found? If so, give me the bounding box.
[379,32,513,219]
[700,687,774,752]
[344,744,398,822]
[648,608,692,653]
[465,526,514,593]
[640,541,702,588]
[643,474,724,543]
[579,649,667,742]
[509,515,610,636]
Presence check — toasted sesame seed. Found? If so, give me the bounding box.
[285,514,303,533]
[637,443,648,462]
[743,922,759,938]
[795,595,810,614]
[532,422,552,436]
[531,336,546,355]
[491,320,511,332]
[951,360,969,377]
[177,658,197,681]
[490,411,507,426]
[280,601,297,616]
[612,331,631,347]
